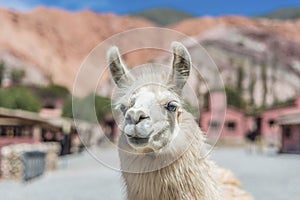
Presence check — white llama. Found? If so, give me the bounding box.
[107,42,253,200]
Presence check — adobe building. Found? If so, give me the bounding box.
[0,107,59,149]
[200,91,254,145]
[0,107,96,155]
[260,97,300,149]
[278,112,300,153]
[201,90,300,151]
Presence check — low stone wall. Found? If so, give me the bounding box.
[0,142,60,181]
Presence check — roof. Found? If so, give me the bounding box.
[0,107,72,130]
[0,107,96,132]
[278,112,300,125]
[0,107,53,125]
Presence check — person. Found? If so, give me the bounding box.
[245,124,257,153]
[103,113,117,143]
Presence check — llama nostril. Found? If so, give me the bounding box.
[135,113,149,124]
[126,110,149,124]
[139,115,149,122]
[126,134,133,138]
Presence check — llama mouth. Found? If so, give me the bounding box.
[128,136,150,145]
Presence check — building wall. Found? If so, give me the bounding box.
[200,93,300,146]
[201,107,253,142]
[261,107,293,137]
[261,98,300,146]
[281,125,300,153]
[200,91,254,143]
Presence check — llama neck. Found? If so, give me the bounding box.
[122,146,220,200]
[119,111,220,200]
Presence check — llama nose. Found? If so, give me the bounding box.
[125,109,149,125]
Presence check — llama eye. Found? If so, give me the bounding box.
[165,102,177,112]
[120,104,127,114]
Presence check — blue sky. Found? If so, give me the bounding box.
[0,0,300,16]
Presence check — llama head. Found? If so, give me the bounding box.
[107,42,191,152]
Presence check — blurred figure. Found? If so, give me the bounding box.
[103,113,117,143]
[245,123,258,154]
[71,134,82,153]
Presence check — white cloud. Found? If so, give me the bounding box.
[0,0,37,11]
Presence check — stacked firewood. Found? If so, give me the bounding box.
[45,143,60,171]
[0,142,60,181]
[1,148,23,180]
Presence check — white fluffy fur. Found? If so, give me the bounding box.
[108,43,253,200]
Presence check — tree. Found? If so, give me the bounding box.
[236,62,245,95]
[63,94,111,123]
[62,96,73,118]
[249,70,257,107]
[261,63,268,106]
[225,86,246,110]
[202,86,245,110]
[94,95,112,122]
[0,87,41,112]
[35,84,70,99]
[11,69,26,85]
[0,61,5,85]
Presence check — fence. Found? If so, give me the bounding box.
[22,151,46,181]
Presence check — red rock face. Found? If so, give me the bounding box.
[0,7,155,91]
[1,7,300,94]
[170,16,300,43]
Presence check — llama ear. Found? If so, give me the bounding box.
[107,46,133,87]
[168,42,191,93]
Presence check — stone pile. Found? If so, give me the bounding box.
[0,142,60,181]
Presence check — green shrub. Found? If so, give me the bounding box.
[225,86,246,109]
[35,84,70,99]
[0,61,5,84]
[63,94,111,123]
[203,86,246,110]
[0,87,41,112]
[11,69,25,85]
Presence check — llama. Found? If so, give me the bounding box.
[107,42,253,200]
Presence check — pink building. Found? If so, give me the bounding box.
[279,112,300,153]
[260,97,300,147]
[200,92,300,148]
[201,107,254,143]
[200,91,254,144]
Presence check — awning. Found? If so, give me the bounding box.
[278,112,300,125]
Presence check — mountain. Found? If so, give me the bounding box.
[131,8,194,26]
[0,7,155,94]
[1,7,300,106]
[260,7,300,20]
[169,16,300,42]
[170,16,300,106]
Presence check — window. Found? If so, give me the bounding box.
[283,126,291,139]
[226,121,236,131]
[268,119,276,127]
[0,126,4,136]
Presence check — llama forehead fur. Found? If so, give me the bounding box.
[107,42,253,200]
[113,64,182,109]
